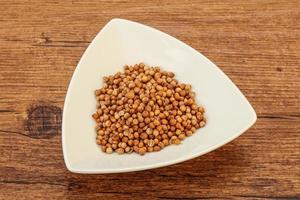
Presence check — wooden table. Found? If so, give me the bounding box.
[1,1,299,199]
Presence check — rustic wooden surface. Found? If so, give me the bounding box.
[0,0,299,199]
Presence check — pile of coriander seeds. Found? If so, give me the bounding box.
[92,63,206,155]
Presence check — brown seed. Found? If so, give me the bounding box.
[180,90,186,97]
[157,125,163,132]
[106,147,113,154]
[138,116,144,122]
[142,111,149,117]
[146,128,153,135]
[147,146,154,152]
[158,142,165,149]
[101,146,106,152]
[92,113,99,120]
[170,118,176,125]
[154,72,161,79]
[174,139,181,145]
[162,134,168,139]
[156,85,163,91]
[176,116,183,123]
[145,105,151,112]
[186,107,191,113]
[198,107,205,113]
[138,142,144,148]
[168,131,174,138]
[159,113,165,119]
[176,129,181,135]
[200,121,206,127]
[133,118,139,125]
[139,122,145,128]
[125,146,133,153]
[191,119,197,125]
[153,130,159,136]
[196,112,203,120]
[154,109,160,115]
[166,89,172,97]
[142,96,149,103]
[175,87,181,93]
[133,146,139,153]
[97,130,105,136]
[116,148,124,154]
[191,127,196,133]
[153,119,160,126]
[133,139,139,146]
[147,139,155,147]
[180,105,186,112]
[149,122,155,129]
[162,139,169,146]
[161,119,168,125]
[143,139,149,144]
[134,87,140,93]
[178,134,185,140]
[120,142,127,148]
[142,75,149,83]
[144,117,151,124]
[128,139,133,146]
[186,130,193,136]
[124,112,130,119]
[128,82,135,89]
[170,126,176,132]
[134,132,139,139]
[127,91,135,99]
[106,143,112,148]
[138,147,147,155]
[112,143,117,149]
[140,132,148,139]
[105,120,112,127]
[153,146,160,151]
[161,125,168,131]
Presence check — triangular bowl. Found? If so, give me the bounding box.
[62,18,256,173]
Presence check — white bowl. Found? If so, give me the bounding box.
[62,18,256,174]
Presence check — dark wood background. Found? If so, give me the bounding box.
[0,0,299,199]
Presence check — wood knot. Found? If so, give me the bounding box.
[25,105,62,139]
[276,67,283,72]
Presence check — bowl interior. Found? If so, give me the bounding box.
[62,19,256,173]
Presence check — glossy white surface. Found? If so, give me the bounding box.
[62,18,256,173]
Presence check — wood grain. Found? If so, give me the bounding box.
[0,0,299,199]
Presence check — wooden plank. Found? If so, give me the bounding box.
[0,0,299,199]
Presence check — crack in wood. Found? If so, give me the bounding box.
[53,40,90,44]
[0,180,66,187]
[0,129,38,139]
[157,197,223,200]
[0,109,15,113]
[32,44,87,48]
[157,196,300,200]
[32,33,90,47]
[1,38,27,42]
[236,195,300,199]
[1,33,90,47]
[258,114,300,120]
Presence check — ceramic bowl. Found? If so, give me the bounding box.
[62,18,256,173]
